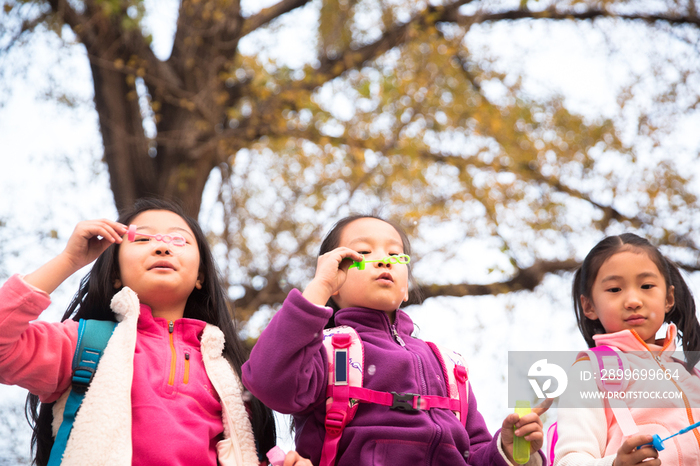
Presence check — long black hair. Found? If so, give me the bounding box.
[318,214,421,328]
[26,198,276,465]
[572,233,700,370]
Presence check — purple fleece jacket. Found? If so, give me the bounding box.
[243,289,524,466]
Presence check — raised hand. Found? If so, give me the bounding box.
[62,219,127,270]
[302,247,363,306]
[24,219,127,294]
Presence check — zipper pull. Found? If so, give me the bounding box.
[184,352,190,384]
[168,321,174,334]
[391,324,406,347]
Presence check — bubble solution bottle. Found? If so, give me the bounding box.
[513,400,531,464]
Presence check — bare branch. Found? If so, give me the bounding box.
[409,259,580,304]
[280,0,472,92]
[447,7,700,28]
[240,0,313,36]
[421,151,638,228]
[1,11,52,54]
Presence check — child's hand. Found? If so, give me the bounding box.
[24,219,127,295]
[62,219,127,269]
[500,398,552,463]
[613,434,660,466]
[302,247,363,306]
[282,450,313,466]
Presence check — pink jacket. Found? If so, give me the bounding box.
[554,325,700,466]
[0,274,259,466]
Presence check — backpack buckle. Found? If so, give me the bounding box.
[71,365,97,394]
[325,409,347,436]
[390,392,419,411]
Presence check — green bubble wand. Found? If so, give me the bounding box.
[348,254,411,271]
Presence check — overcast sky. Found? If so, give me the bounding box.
[2,0,700,460]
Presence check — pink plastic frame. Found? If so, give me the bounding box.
[127,224,187,247]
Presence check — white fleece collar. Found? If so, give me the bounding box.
[53,287,259,466]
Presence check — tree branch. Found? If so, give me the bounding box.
[422,150,638,228]
[240,0,313,36]
[280,0,472,92]
[447,7,700,28]
[408,258,580,304]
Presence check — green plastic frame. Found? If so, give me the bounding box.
[349,254,411,271]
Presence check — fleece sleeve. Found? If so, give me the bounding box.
[464,385,545,466]
[552,361,614,466]
[0,274,78,402]
[242,289,332,413]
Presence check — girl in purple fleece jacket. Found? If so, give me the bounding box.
[243,215,550,466]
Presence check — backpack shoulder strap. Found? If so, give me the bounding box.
[580,345,638,437]
[547,421,558,464]
[319,326,364,466]
[319,329,472,465]
[584,345,630,392]
[426,341,469,427]
[48,319,116,466]
[549,347,637,465]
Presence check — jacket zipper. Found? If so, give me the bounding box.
[391,324,407,348]
[168,321,176,386]
[184,352,190,384]
[650,353,698,444]
[389,315,442,463]
[632,330,700,448]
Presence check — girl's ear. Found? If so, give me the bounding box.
[665,285,675,314]
[581,295,598,320]
[195,272,204,290]
[113,278,122,289]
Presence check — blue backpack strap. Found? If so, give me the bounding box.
[48,319,116,466]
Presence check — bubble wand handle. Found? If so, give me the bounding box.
[266,446,286,466]
[513,400,531,464]
[643,419,700,451]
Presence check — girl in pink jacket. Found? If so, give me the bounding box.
[0,198,310,466]
[554,233,700,466]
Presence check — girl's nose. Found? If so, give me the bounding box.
[376,259,391,268]
[154,246,173,256]
[624,292,642,309]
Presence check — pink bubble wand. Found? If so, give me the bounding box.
[266,446,286,466]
